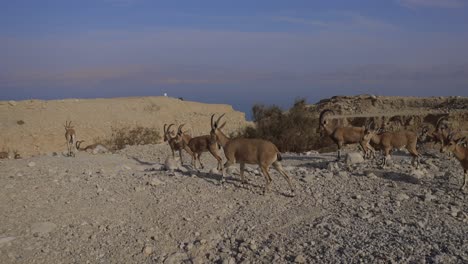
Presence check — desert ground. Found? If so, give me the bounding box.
[1,142,467,264]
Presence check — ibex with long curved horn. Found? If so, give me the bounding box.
[163,123,189,164]
[318,109,371,161]
[177,123,223,170]
[211,114,295,195]
[64,121,76,157]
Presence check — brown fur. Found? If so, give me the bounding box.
[76,141,105,152]
[164,124,190,164]
[64,121,76,157]
[0,151,8,159]
[318,109,369,160]
[441,135,468,191]
[362,129,420,168]
[211,114,294,195]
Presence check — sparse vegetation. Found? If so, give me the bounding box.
[99,125,161,151]
[17,120,25,125]
[239,98,328,153]
[144,102,161,113]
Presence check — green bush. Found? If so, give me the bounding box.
[100,125,161,151]
[239,98,327,153]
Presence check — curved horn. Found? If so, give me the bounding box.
[167,123,175,138]
[163,124,167,134]
[319,109,335,125]
[211,114,216,129]
[177,124,185,135]
[436,116,449,130]
[216,113,225,127]
[75,140,84,150]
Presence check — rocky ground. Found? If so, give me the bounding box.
[1,144,467,264]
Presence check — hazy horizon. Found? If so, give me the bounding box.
[2,1,468,117]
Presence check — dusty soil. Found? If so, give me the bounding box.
[1,144,467,263]
[0,96,248,157]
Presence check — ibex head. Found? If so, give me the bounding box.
[317,109,335,136]
[210,114,226,144]
[436,116,449,131]
[164,124,176,141]
[64,121,74,131]
[441,131,466,153]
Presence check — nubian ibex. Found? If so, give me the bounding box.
[64,121,76,157]
[361,128,421,168]
[318,109,372,160]
[441,132,467,191]
[210,114,295,195]
[180,124,223,170]
[163,123,188,164]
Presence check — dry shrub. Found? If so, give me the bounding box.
[17,120,25,125]
[100,125,161,151]
[240,98,324,153]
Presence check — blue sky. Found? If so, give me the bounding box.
[1,0,467,117]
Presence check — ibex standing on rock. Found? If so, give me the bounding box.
[441,133,468,191]
[64,121,76,157]
[210,114,295,195]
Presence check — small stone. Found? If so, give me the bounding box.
[411,169,425,179]
[0,236,16,247]
[227,167,239,175]
[28,162,36,167]
[346,152,364,165]
[8,100,17,106]
[352,194,362,200]
[31,222,56,236]
[417,221,426,228]
[295,254,306,263]
[366,172,378,179]
[148,178,164,187]
[395,193,410,201]
[209,168,219,174]
[222,257,236,264]
[134,186,145,192]
[423,193,436,202]
[338,171,348,177]
[185,243,194,251]
[164,157,178,171]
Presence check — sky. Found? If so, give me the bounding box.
[1,0,468,118]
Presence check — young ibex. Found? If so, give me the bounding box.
[64,121,76,157]
[318,109,370,160]
[211,114,295,195]
[441,133,467,191]
[178,124,223,170]
[361,128,421,168]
